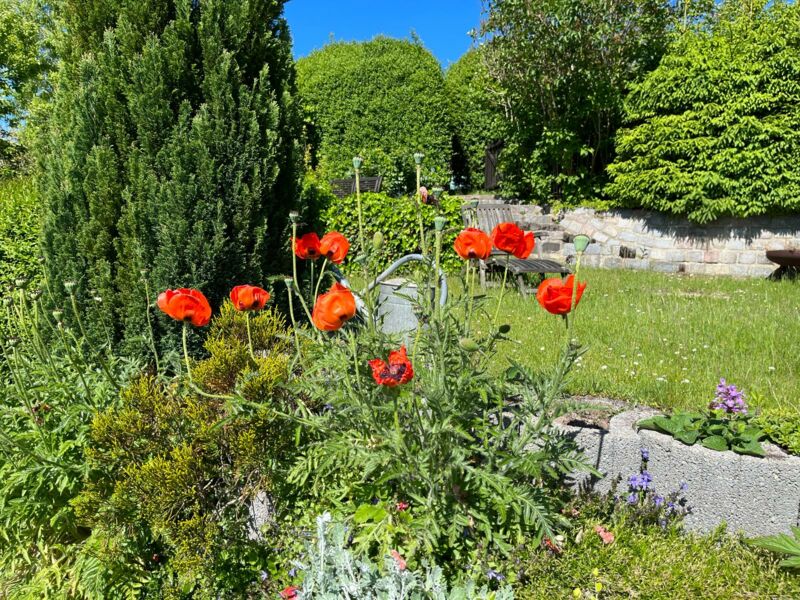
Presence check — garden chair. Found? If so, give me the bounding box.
[329,176,383,199]
[461,202,570,293]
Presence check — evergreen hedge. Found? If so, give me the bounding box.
[296,37,452,195]
[607,1,800,223]
[38,0,301,355]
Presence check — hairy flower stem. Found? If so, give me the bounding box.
[143,277,161,373]
[492,255,511,329]
[284,279,302,357]
[415,165,427,256]
[68,290,119,389]
[182,322,193,383]
[314,258,329,302]
[291,222,315,325]
[355,166,365,253]
[245,312,255,360]
[465,261,477,336]
[566,253,584,344]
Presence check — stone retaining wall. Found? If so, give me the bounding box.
[557,408,800,537]
[557,208,800,277]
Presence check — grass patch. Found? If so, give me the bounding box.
[472,268,799,415]
[505,522,800,599]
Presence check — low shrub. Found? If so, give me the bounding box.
[74,304,300,597]
[0,176,41,293]
[322,191,465,272]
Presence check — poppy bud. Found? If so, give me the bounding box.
[573,234,591,254]
[459,338,480,352]
[413,152,424,165]
[30,289,42,301]
[352,156,363,170]
[64,280,77,293]
[7,337,19,347]
[434,216,447,232]
[372,231,384,252]
[283,277,294,288]
[52,309,64,321]
[288,211,300,223]
[3,297,12,307]
[15,278,28,289]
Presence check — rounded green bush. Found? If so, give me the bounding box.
[297,37,452,195]
[607,1,800,223]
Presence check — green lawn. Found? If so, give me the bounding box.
[473,268,799,415]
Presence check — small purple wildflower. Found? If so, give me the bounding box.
[260,571,268,582]
[641,448,649,461]
[628,471,653,491]
[487,569,506,582]
[680,482,688,492]
[627,492,638,505]
[653,495,664,507]
[710,378,747,414]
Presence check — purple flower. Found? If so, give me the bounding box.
[641,448,650,461]
[710,378,747,414]
[654,495,664,507]
[680,482,688,492]
[627,493,638,505]
[487,569,506,582]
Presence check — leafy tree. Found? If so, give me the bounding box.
[607,0,800,222]
[444,48,504,191]
[477,0,672,204]
[297,37,452,195]
[0,0,52,170]
[38,0,301,356]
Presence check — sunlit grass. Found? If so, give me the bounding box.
[468,267,799,415]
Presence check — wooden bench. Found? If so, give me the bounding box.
[329,176,383,199]
[462,202,570,293]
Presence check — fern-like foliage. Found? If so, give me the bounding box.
[287,271,592,564]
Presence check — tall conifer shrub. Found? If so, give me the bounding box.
[39,0,300,354]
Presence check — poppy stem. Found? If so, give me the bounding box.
[182,322,193,383]
[415,165,427,256]
[466,260,476,336]
[143,276,161,373]
[314,258,328,303]
[245,312,255,361]
[284,279,302,357]
[355,166,365,253]
[567,253,584,345]
[492,255,510,329]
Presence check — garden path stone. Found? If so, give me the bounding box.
[557,408,800,537]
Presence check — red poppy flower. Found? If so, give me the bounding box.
[294,232,321,260]
[319,231,350,264]
[279,586,299,599]
[490,222,535,259]
[396,501,409,511]
[230,284,270,311]
[535,275,587,315]
[390,549,407,571]
[368,346,414,387]
[157,288,212,327]
[453,228,492,260]
[311,282,357,331]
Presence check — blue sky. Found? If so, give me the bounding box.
[284,0,484,67]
